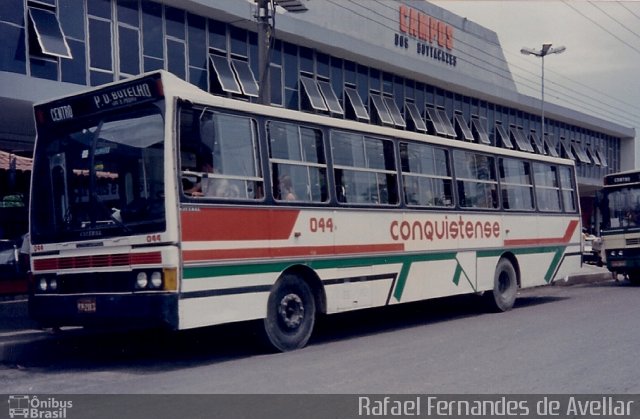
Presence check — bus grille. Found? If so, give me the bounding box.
[626,238,640,246]
[34,251,161,271]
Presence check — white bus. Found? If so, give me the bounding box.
[600,170,640,285]
[29,71,581,351]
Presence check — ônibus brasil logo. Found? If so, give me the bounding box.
[8,396,73,418]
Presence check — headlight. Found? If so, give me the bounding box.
[39,278,48,292]
[135,272,148,289]
[150,271,162,289]
[49,278,58,291]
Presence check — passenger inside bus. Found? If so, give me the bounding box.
[184,156,236,198]
[277,174,296,201]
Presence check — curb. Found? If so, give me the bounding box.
[556,270,615,286]
[0,332,53,365]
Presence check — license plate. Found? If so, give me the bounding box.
[77,298,96,313]
[611,261,626,267]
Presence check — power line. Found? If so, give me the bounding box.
[374,0,640,123]
[322,0,640,127]
[619,2,640,21]
[563,0,640,56]
[588,1,640,42]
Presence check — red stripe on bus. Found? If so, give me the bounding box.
[181,208,300,241]
[182,243,405,262]
[504,219,579,247]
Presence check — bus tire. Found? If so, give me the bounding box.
[486,258,518,312]
[263,274,316,352]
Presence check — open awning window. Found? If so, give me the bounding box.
[425,107,447,136]
[471,117,491,144]
[209,54,243,95]
[559,138,576,160]
[369,93,394,126]
[383,97,406,128]
[436,108,456,138]
[454,113,473,141]
[404,102,427,132]
[317,80,344,115]
[544,134,560,157]
[344,87,369,121]
[28,7,72,58]
[586,146,601,166]
[596,148,609,167]
[509,126,534,153]
[231,59,259,97]
[300,75,328,111]
[529,132,546,155]
[496,124,513,149]
[571,141,592,164]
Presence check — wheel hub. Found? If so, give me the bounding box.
[278,293,304,329]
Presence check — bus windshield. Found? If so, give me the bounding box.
[602,186,640,229]
[30,104,166,244]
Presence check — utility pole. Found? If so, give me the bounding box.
[257,0,271,105]
[256,0,308,105]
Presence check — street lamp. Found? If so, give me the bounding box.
[520,43,566,138]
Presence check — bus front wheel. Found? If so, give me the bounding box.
[486,258,518,312]
[263,274,316,352]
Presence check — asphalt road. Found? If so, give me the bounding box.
[1,280,638,394]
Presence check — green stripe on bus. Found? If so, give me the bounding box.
[183,245,570,296]
[452,263,463,286]
[544,249,565,283]
[184,251,458,279]
[393,262,413,302]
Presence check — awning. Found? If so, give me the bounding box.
[0,150,32,171]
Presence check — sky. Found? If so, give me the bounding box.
[429,0,640,165]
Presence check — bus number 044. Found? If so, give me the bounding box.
[309,217,334,233]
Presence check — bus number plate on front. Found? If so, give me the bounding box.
[77,298,96,313]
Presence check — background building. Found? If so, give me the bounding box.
[0,0,635,243]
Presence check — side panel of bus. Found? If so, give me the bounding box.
[176,207,580,330]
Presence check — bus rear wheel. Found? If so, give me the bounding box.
[486,258,518,312]
[263,274,316,352]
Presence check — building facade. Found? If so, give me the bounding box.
[0,0,636,239]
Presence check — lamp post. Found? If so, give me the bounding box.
[520,43,566,138]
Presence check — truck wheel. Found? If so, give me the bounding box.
[486,258,518,312]
[263,274,316,352]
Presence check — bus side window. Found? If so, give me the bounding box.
[335,170,347,203]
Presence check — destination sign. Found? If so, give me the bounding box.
[35,73,163,125]
[604,172,640,186]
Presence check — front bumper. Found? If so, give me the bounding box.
[29,293,179,329]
